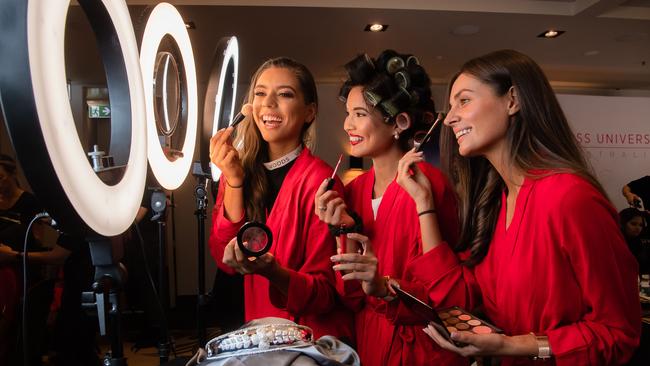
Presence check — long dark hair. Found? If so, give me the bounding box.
[440,49,607,266]
[234,57,318,222]
[339,50,436,151]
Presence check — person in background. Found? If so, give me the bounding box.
[315,50,466,366]
[421,49,640,365]
[623,175,650,211]
[0,153,53,366]
[208,57,353,342]
[620,207,649,275]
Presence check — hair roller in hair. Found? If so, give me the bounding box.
[386,56,405,74]
[363,89,383,107]
[394,70,410,89]
[406,55,420,67]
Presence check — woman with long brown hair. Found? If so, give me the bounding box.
[419,50,640,365]
[208,57,353,341]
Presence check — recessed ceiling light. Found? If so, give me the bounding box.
[538,29,564,38]
[365,24,388,32]
[185,21,196,29]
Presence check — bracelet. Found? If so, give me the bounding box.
[225,178,244,189]
[418,209,436,217]
[530,333,552,360]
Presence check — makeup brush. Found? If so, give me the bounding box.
[414,112,445,153]
[230,103,253,128]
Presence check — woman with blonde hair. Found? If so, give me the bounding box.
[209,57,353,341]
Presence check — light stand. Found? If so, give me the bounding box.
[192,162,211,347]
[82,237,127,366]
[150,189,172,364]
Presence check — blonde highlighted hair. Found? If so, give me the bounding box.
[233,57,318,222]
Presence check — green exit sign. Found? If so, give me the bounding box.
[88,104,111,118]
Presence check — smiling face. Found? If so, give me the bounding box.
[444,73,516,159]
[343,86,398,158]
[252,66,316,151]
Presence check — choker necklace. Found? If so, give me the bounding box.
[264,146,303,170]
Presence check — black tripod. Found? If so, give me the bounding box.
[192,162,212,347]
[151,189,172,364]
[82,237,127,366]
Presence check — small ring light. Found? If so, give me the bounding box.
[236,222,273,258]
[202,36,239,181]
[141,3,198,190]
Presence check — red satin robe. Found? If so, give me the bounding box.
[209,148,354,341]
[428,173,641,366]
[339,162,469,366]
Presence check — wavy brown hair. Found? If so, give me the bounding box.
[440,49,607,266]
[233,57,318,222]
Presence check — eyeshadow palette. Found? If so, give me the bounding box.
[437,306,502,336]
[393,286,502,347]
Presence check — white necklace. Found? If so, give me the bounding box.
[263,146,303,170]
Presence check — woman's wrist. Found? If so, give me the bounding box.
[415,196,434,214]
[225,177,244,189]
[501,334,544,358]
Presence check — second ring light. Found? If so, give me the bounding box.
[140,2,198,190]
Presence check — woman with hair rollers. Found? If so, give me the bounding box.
[315,50,466,365]
[208,57,353,341]
[421,49,640,365]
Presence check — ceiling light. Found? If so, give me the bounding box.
[538,29,565,38]
[365,24,388,32]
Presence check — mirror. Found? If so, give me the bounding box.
[237,221,273,257]
[153,51,181,137]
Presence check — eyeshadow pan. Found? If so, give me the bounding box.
[455,322,470,330]
[467,319,481,326]
[446,326,457,333]
[445,317,460,325]
[449,309,463,316]
[472,325,493,334]
[458,314,471,321]
[439,312,450,320]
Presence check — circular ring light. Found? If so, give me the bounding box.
[202,36,239,181]
[0,0,147,237]
[140,3,198,190]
